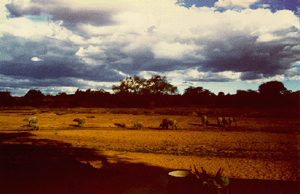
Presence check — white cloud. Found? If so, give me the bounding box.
[250,10,300,42]
[76,78,118,88]
[284,67,299,76]
[31,57,43,61]
[113,57,133,65]
[291,45,300,51]
[291,61,300,66]
[1,0,299,91]
[145,68,242,82]
[256,33,280,42]
[215,0,260,9]
[261,4,270,8]
[1,17,52,39]
[218,71,242,80]
[246,74,300,84]
[76,46,106,57]
[153,42,199,60]
[137,71,159,79]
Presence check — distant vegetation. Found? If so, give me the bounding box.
[0,75,299,110]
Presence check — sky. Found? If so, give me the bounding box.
[0,0,299,96]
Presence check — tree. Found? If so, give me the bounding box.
[258,81,287,96]
[143,75,178,95]
[234,90,260,108]
[183,86,204,95]
[22,90,45,107]
[93,88,110,95]
[218,92,225,97]
[258,81,288,107]
[24,90,44,100]
[0,91,15,106]
[112,75,177,95]
[183,86,215,105]
[112,76,146,94]
[216,91,226,107]
[70,88,112,107]
[57,92,67,97]
[111,75,178,107]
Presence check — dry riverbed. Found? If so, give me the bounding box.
[1,108,299,182]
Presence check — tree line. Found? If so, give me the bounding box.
[0,75,299,108]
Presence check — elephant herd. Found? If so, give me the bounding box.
[158,116,237,130]
[217,116,237,127]
[23,116,178,130]
[23,115,236,131]
[23,116,86,130]
[202,115,237,128]
[73,118,178,130]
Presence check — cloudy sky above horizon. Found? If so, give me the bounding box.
[1,0,299,96]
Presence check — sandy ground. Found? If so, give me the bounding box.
[1,108,299,183]
[30,129,298,181]
[0,108,299,194]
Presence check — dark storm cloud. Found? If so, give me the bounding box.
[188,76,233,82]
[0,34,80,62]
[191,30,300,81]
[0,74,111,90]
[250,0,299,13]
[143,59,192,72]
[0,75,115,97]
[113,49,156,73]
[0,35,79,79]
[5,2,41,17]
[0,61,76,79]
[180,0,299,13]
[5,0,118,29]
[113,31,300,81]
[240,72,263,80]
[272,26,299,37]
[0,60,123,82]
[0,34,124,87]
[50,7,116,27]
[1,0,299,93]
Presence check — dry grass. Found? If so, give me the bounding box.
[1,107,299,182]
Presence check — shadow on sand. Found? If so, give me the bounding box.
[0,132,298,194]
[0,132,169,194]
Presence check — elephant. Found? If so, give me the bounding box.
[23,116,38,126]
[222,117,228,126]
[217,117,223,126]
[73,118,85,127]
[114,123,126,128]
[160,118,177,130]
[31,123,40,131]
[201,115,209,127]
[228,117,237,127]
[134,122,143,129]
